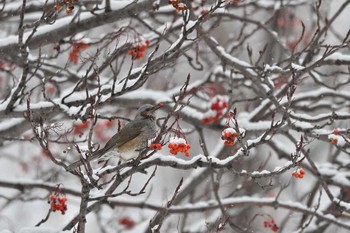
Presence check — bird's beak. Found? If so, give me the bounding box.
[149,103,163,112]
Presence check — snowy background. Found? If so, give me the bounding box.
[1,0,350,232]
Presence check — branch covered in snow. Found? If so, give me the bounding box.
[1,0,350,232]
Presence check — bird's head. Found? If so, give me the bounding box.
[135,103,163,121]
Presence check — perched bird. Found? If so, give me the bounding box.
[67,103,162,171]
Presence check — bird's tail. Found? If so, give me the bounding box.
[66,150,103,171]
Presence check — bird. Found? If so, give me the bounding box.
[66,103,162,171]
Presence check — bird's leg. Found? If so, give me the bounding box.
[131,157,141,167]
[131,149,150,174]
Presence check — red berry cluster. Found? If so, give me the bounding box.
[119,216,136,230]
[329,129,341,144]
[41,148,49,158]
[68,40,90,64]
[128,40,150,60]
[45,83,57,96]
[263,219,279,232]
[54,0,77,14]
[192,0,210,17]
[150,143,162,150]
[329,137,338,145]
[273,75,287,89]
[292,168,305,179]
[328,129,341,145]
[72,119,90,136]
[232,0,240,5]
[48,194,67,215]
[202,95,228,124]
[169,0,188,12]
[0,62,15,71]
[168,137,191,157]
[221,128,237,146]
[211,95,229,111]
[192,0,206,11]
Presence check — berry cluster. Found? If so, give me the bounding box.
[128,40,150,60]
[169,0,188,12]
[41,148,49,158]
[210,95,229,111]
[168,137,191,157]
[192,0,206,11]
[72,119,90,136]
[192,0,210,16]
[328,129,347,146]
[119,216,136,230]
[329,129,340,144]
[292,168,305,179]
[273,75,287,89]
[202,95,228,124]
[263,219,279,232]
[0,62,15,71]
[54,0,77,14]
[221,128,237,146]
[48,194,67,215]
[68,40,90,64]
[45,83,57,97]
[150,143,162,150]
[232,0,240,5]
[329,137,338,145]
[328,129,346,146]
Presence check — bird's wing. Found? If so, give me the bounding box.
[94,120,146,156]
[67,120,147,171]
